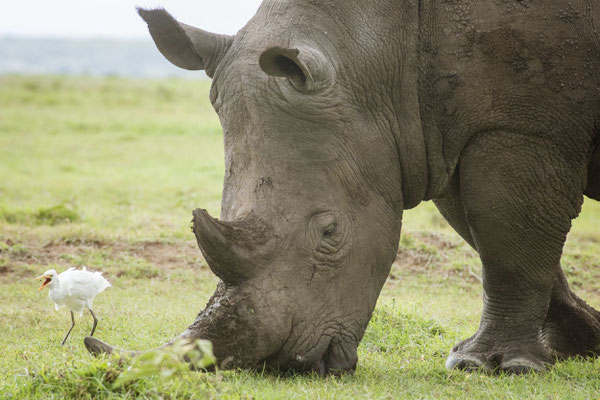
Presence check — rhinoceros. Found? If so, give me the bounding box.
[85,0,600,375]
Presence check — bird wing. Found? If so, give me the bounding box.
[58,268,76,296]
[62,269,111,299]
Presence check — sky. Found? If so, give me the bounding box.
[1,0,263,39]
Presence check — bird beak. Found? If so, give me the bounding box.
[35,275,52,292]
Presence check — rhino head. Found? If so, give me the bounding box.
[86,2,428,375]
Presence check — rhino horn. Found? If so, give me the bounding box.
[192,209,268,284]
[84,336,141,357]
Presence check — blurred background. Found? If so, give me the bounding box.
[0,0,262,77]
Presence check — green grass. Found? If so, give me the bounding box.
[2,75,600,399]
[0,75,223,243]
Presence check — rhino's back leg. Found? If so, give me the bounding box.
[538,136,600,357]
[541,268,600,358]
[433,175,476,249]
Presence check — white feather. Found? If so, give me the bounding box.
[41,266,111,315]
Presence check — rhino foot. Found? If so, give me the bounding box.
[446,333,551,374]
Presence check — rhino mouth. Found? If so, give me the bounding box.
[83,326,355,376]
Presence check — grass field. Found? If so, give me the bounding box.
[2,75,600,399]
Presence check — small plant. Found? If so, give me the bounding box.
[35,204,80,225]
[0,203,79,226]
[112,338,216,389]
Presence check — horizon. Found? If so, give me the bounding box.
[1,1,262,39]
[0,36,205,78]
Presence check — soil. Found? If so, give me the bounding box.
[1,233,461,277]
[0,239,204,279]
[389,231,480,283]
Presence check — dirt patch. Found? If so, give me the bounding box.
[394,232,470,271]
[120,241,202,270]
[388,232,482,286]
[0,238,205,279]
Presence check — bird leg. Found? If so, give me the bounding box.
[61,311,75,345]
[89,309,98,336]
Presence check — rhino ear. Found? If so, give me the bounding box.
[259,45,335,93]
[137,7,233,78]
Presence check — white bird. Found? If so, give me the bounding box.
[36,266,111,345]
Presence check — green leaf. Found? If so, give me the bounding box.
[111,338,216,389]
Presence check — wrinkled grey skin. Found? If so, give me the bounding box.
[86,1,600,375]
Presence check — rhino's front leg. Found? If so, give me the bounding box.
[446,131,586,373]
[436,167,600,369]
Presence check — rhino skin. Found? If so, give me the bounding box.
[85,1,600,375]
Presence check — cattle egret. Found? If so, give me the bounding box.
[36,266,111,345]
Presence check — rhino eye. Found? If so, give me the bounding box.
[305,211,352,269]
[323,223,337,237]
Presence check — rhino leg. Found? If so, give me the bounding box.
[433,174,476,249]
[444,131,586,373]
[541,268,600,358]
[435,178,549,372]
[436,183,600,366]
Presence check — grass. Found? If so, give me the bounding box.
[1,75,600,399]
